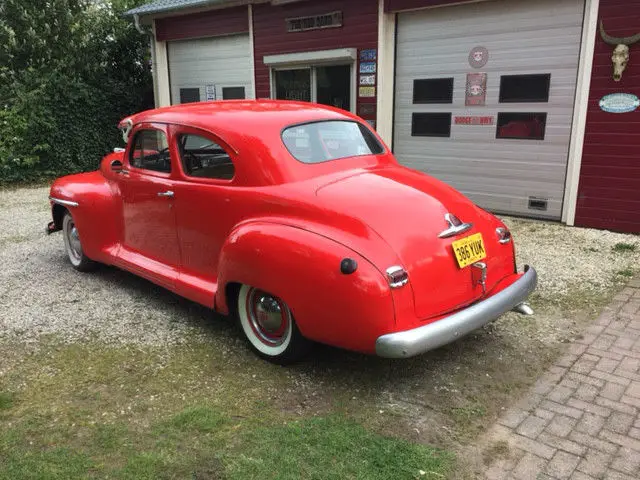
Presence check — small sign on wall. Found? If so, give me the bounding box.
[359,74,375,86]
[358,103,376,117]
[469,46,489,69]
[205,84,216,101]
[359,49,377,61]
[359,62,376,74]
[454,116,494,125]
[359,86,376,98]
[465,73,487,106]
[599,93,639,113]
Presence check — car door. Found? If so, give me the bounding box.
[118,124,180,288]
[169,125,244,306]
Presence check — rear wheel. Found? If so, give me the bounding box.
[62,212,97,272]
[237,285,311,364]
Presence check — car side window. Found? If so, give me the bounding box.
[130,129,171,173]
[178,134,235,180]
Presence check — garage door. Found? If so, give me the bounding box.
[168,34,253,104]
[393,0,584,219]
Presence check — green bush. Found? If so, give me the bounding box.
[0,0,153,184]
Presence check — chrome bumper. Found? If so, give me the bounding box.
[375,266,537,358]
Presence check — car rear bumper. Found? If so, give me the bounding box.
[375,266,537,358]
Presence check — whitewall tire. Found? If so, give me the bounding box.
[237,284,310,363]
[62,212,97,272]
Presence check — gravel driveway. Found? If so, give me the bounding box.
[1,186,638,347]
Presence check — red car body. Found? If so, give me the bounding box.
[48,100,536,361]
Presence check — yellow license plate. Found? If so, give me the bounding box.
[452,233,487,268]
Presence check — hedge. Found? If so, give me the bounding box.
[0,0,154,184]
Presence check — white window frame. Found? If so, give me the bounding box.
[264,48,358,113]
[269,64,356,113]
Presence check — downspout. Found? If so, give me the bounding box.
[133,13,159,108]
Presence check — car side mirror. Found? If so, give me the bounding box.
[110,160,124,173]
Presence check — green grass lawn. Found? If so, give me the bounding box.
[0,341,452,480]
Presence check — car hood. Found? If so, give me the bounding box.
[315,166,509,319]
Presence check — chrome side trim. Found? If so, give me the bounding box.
[49,197,79,208]
[375,266,537,358]
[438,213,473,238]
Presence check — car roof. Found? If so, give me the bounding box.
[127,100,359,133]
[123,100,389,187]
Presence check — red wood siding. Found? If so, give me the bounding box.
[155,6,248,42]
[252,0,378,120]
[385,0,484,12]
[575,0,640,233]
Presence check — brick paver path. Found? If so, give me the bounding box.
[485,277,640,480]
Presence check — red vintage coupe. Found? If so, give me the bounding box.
[47,100,536,363]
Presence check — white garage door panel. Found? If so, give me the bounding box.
[168,34,252,104]
[394,0,585,219]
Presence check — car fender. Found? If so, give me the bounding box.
[216,221,396,353]
[49,169,122,263]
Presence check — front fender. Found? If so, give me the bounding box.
[216,222,395,354]
[49,171,121,263]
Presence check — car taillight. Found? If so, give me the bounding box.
[496,227,512,244]
[386,266,408,288]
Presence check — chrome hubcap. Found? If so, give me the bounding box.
[247,289,290,346]
[65,219,82,262]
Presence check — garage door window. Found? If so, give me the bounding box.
[178,134,235,180]
[179,88,201,104]
[130,130,171,173]
[496,112,547,140]
[413,78,454,104]
[411,113,451,138]
[499,74,551,103]
[223,87,246,100]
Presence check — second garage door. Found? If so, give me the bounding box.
[393,0,585,219]
[168,34,253,104]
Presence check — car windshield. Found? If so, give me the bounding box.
[282,120,384,164]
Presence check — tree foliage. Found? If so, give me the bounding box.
[0,0,153,183]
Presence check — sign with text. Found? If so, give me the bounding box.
[454,116,494,125]
[359,49,377,61]
[286,11,342,32]
[465,73,487,106]
[359,62,376,74]
[358,86,376,98]
[359,74,375,85]
[205,84,216,101]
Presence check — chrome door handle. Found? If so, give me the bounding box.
[157,190,174,198]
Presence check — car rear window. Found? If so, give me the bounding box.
[282,120,384,164]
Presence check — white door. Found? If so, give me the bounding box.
[168,34,253,104]
[393,0,585,219]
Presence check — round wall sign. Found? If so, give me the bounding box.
[599,93,640,113]
[469,46,489,68]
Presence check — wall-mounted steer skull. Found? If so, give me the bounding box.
[600,21,640,81]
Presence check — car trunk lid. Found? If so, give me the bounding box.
[315,167,506,319]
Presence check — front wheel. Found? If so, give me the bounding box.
[62,212,97,272]
[237,285,311,364]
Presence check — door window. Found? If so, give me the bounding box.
[178,134,235,180]
[275,69,312,102]
[316,65,351,110]
[130,129,171,173]
[273,65,352,111]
